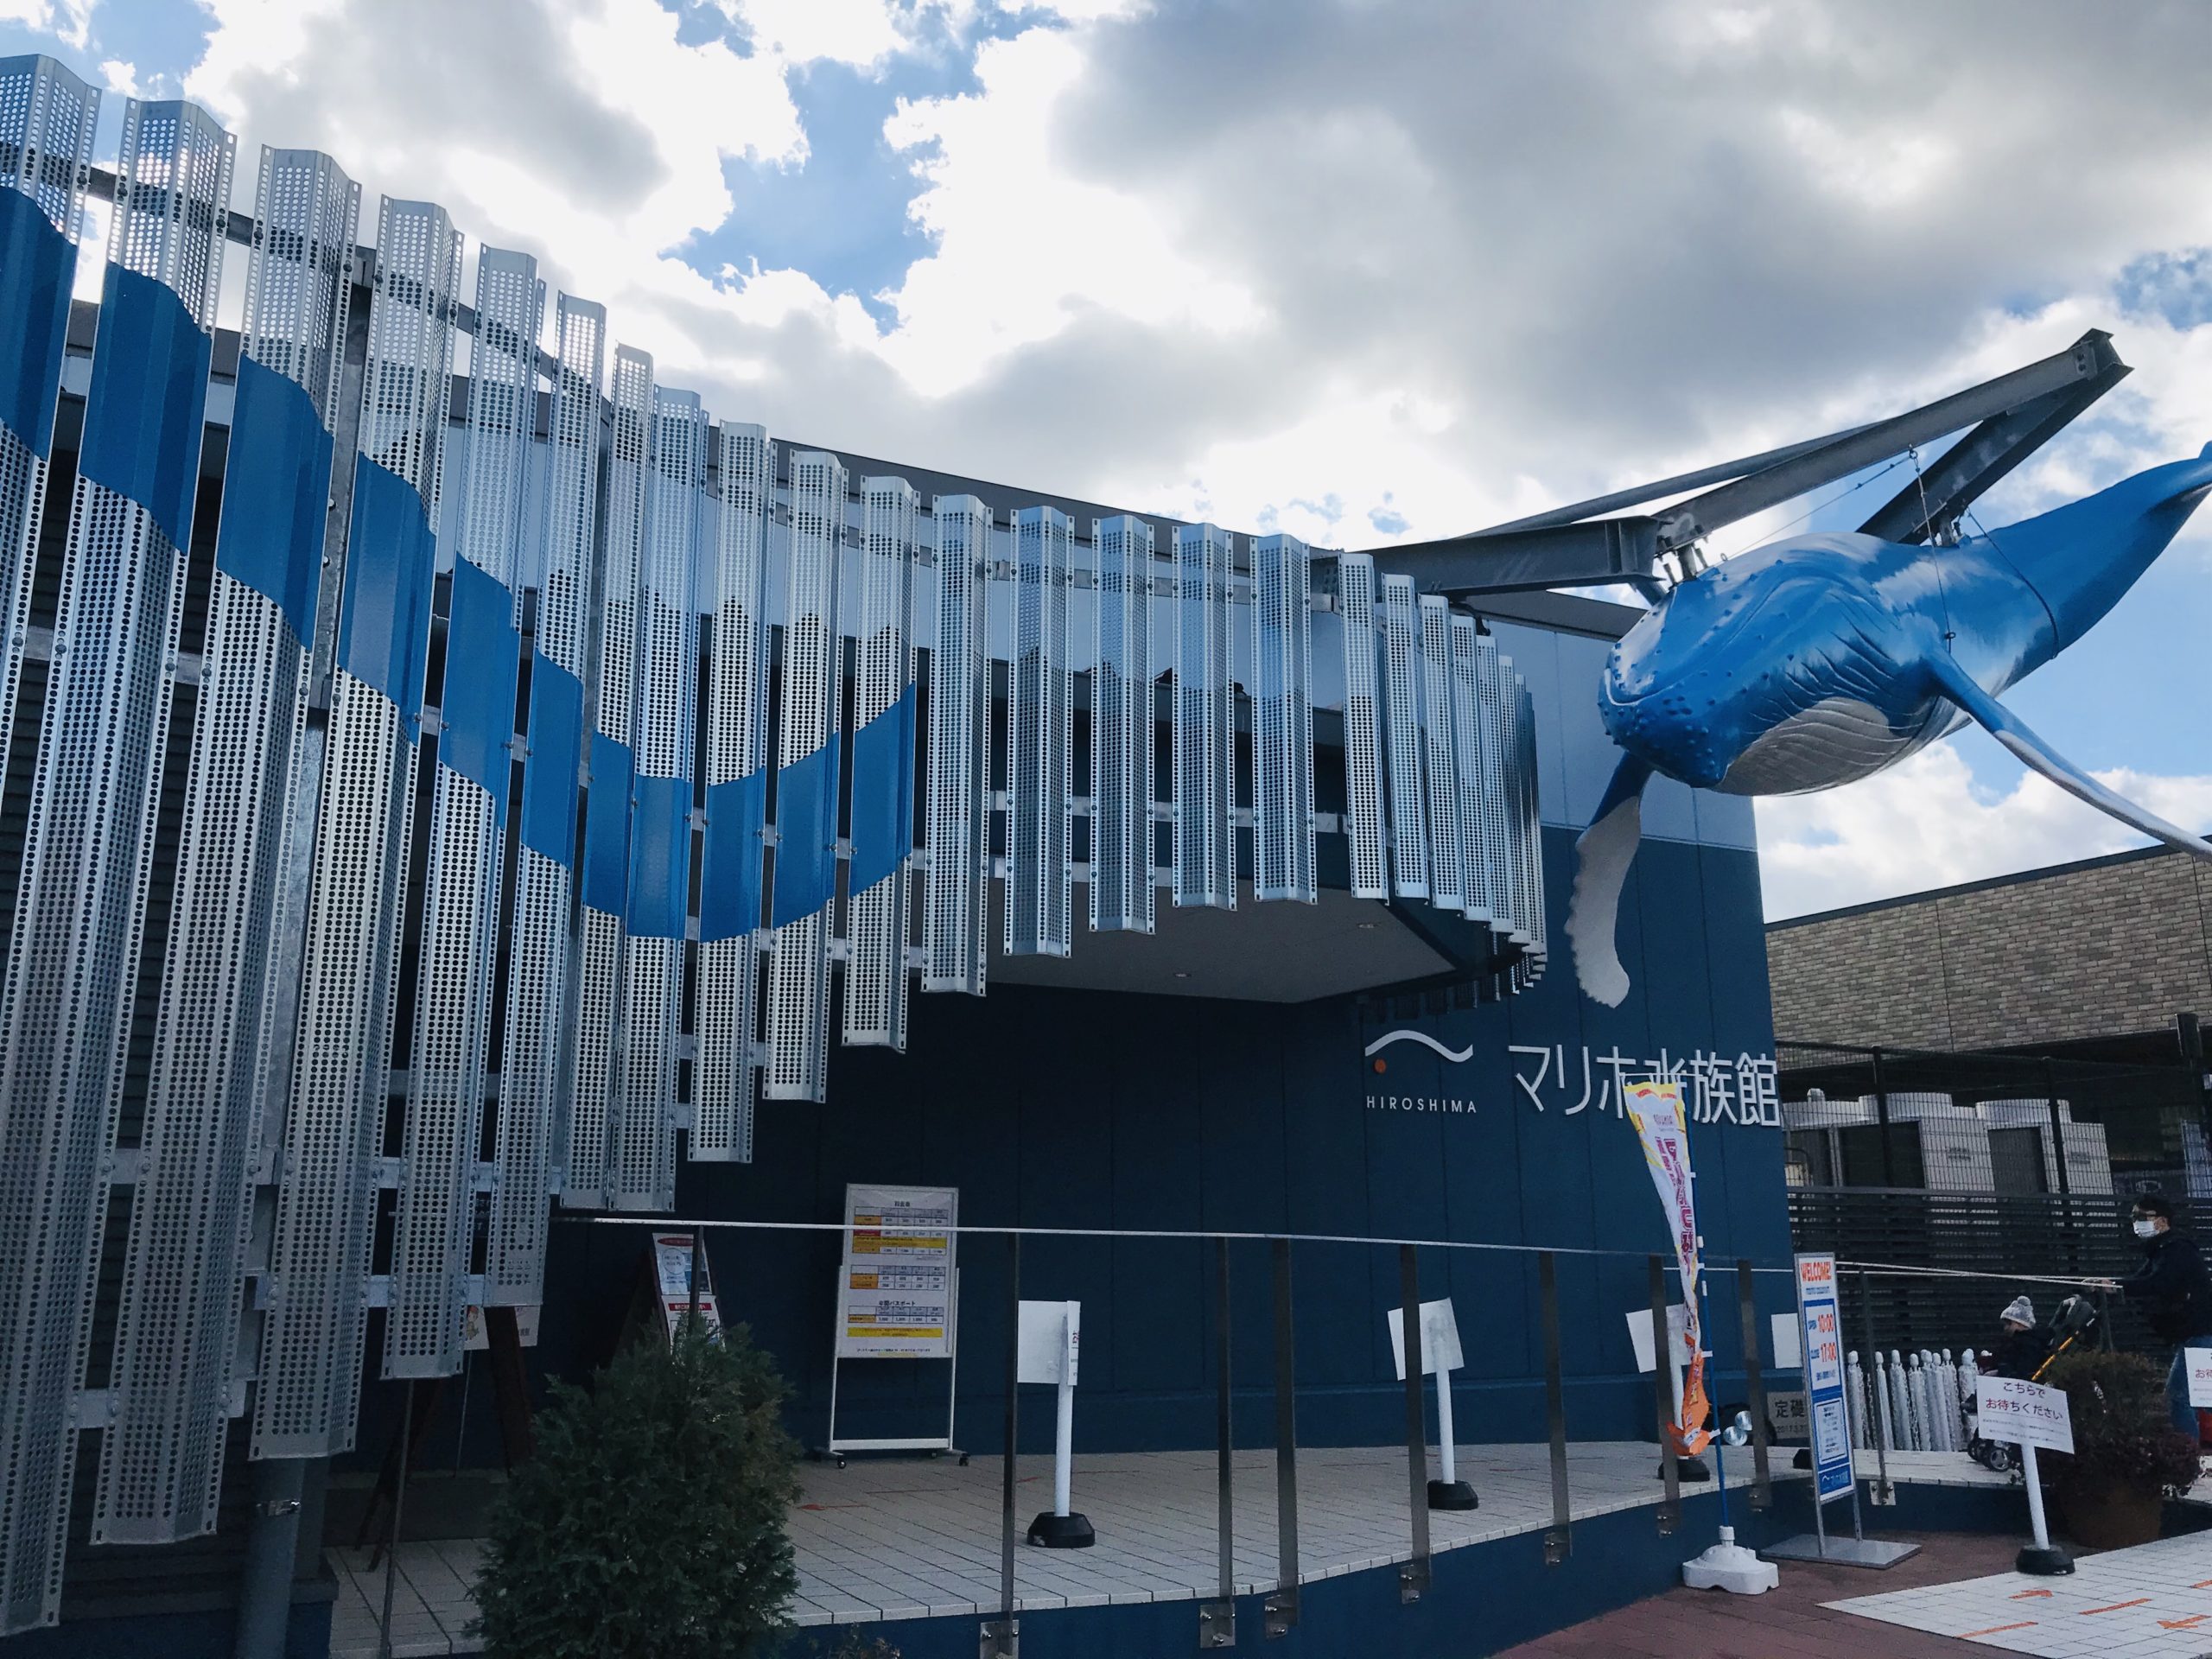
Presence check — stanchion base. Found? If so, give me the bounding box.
[1427,1478,1478,1511]
[1658,1456,1713,1483]
[1761,1535,1921,1569]
[2017,1542,2074,1576]
[1682,1528,1779,1595]
[1026,1511,1096,1548]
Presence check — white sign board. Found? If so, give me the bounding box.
[1769,1389,1809,1443]
[1017,1300,1081,1387]
[2187,1348,2212,1409]
[651,1232,722,1340]
[1388,1299,1465,1380]
[1770,1312,1802,1371]
[461,1305,541,1351]
[1624,1305,1692,1373]
[1975,1375,2074,1456]
[837,1185,957,1359]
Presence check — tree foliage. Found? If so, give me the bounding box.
[473,1322,802,1658]
[2040,1348,2200,1497]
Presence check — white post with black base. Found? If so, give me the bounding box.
[1020,1300,1093,1548]
[1389,1297,1478,1510]
[1978,1374,2074,1576]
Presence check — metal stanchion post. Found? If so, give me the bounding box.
[984,1233,1020,1658]
[1539,1252,1571,1563]
[1398,1244,1432,1601]
[1650,1254,1679,1535]
[1200,1238,1236,1649]
[377,1383,415,1659]
[1858,1268,1893,1506]
[1264,1239,1300,1639]
[1738,1259,1770,1511]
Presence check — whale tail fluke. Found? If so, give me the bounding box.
[1567,754,1653,1007]
[1924,652,2212,862]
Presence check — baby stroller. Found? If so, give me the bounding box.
[1966,1294,2097,1474]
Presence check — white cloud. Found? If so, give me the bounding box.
[0,0,92,49]
[1755,742,2212,920]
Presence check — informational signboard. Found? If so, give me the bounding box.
[461,1305,541,1351]
[1794,1253,1853,1503]
[1387,1298,1465,1379]
[652,1232,721,1341]
[837,1185,957,1359]
[1976,1375,2074,1456]
[2187,1348,2212,1409]
[1769,1389,1810,1443]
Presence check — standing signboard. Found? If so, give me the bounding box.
[1795,1253,1852,1504]
[824,1184,961,1460]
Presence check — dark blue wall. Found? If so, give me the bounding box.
[535,824,1789,1457]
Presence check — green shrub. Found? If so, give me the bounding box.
[2039,1349,2200,1497]
[472,1321,802,1658]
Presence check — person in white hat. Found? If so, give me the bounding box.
[1991,1295,2044,1379]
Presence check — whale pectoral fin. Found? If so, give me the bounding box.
[1567,754,1654,1007]
[1924,652,2212,858]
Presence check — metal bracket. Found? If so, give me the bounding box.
[1262,1589,1298,1640]
[977,1618,1017,1657]
[1198,1600,1236,1648]
[1398,1558,1429,1604]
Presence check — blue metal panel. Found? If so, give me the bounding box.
[0,184,73,459]
[626,772,690,940]
[337,456,436,728]
[440,556,519,809]
[78,264,212,550]
[582,733,634,914]
[215,353,332,645]
[848,684,915,896]
[700,769,766,944]
[521,659,583,865]
[771,732,841,927]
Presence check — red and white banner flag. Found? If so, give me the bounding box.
[1624,1079,1711,1456]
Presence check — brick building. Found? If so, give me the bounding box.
[1766,843,2212,1195]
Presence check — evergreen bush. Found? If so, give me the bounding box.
[473,1321,801,1657]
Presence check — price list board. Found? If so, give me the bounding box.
[837,1185,957,1358]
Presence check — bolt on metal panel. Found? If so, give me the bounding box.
[1378,574,1428,901]
[1090,514,1155,932]
[1333,554,1387,900]
[256,194,457,1465]
[1007,505,1071,957]
[0,95,232,1637]
[844,475,917,1043]
[765,450,844,1102]
[1252,533,1315,905]
[1173,522,1235,911]
[95,146,354,1548]
[925,496,991,992]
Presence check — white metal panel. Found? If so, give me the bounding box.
[765,450,843,1102]
[1090,514,1154,932]
[1006,505,1071,957]
[694,421,771,1160]
[1173,522,1234,911]
[1378,573,1427,900]
[609,387,702,1212]
[1251,532,1314,905]
[256,195,457,1464]
[95,146,355,1547]
[386,247,539,1377]
[490,296,602,1292]
[1417,594,1462,913]
[566,345,652,1204]
[0,97,232,1635]
[1334,554,1386,900]
[843,475,917,1044]
[924,496,990,992]
[1447,612,1493,925]
[1516,671,1548,967]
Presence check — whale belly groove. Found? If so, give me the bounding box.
[1718,696,1934,795]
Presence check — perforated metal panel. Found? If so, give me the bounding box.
[765,450,844,1102]
[1006,505,1071,957]
[843,475,917,1042]
[93,147,354,1548]
[1446,613,1492,925]
[386,248,539,1377]
[693,421,770,1160]
[1251,532,1314,906]
[490,295,603,1291]
[1089,514,1154,933]
[566,345,653,1204]
[1515,672,1548,968]
[0,57,96,800]
[924,495,991,992]
[608,387,702,1213]
[1333,554,1386,901]
[256,195,457,1463]
[1472,632,1514,943]
[1173,522,1234,912]
[0,98,231,1635]
[1416,595,1462,913]
[1377,574,1427,901]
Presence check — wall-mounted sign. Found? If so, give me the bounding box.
[837,1185,957,1359]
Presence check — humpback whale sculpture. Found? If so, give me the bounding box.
[1568,443,2212,1007]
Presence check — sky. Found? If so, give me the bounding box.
[3,0,2208,922]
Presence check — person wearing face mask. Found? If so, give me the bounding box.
[2105,1195,2212,1440]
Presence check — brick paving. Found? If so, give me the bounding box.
[1495,1531,2032,1658]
